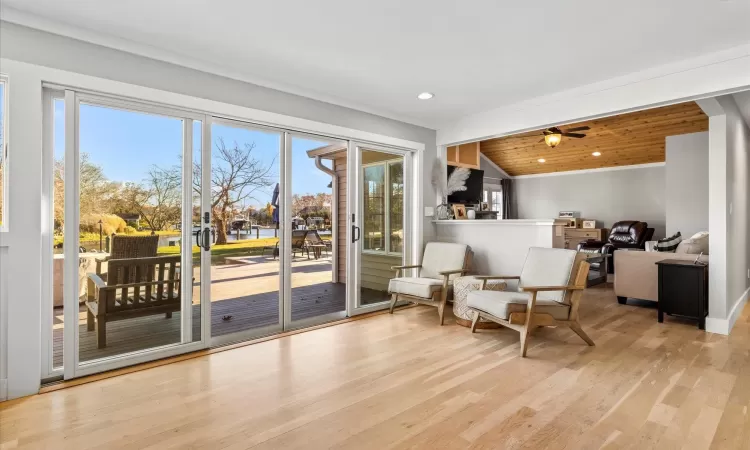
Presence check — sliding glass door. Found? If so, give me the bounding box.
[347,142,413,315]
[44,89,419,381]
[57,91,207,379]
[206,119,284,345]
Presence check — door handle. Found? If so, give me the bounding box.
[202,227,211,251]
[351,225,360,243]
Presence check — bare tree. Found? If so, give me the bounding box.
[194,138,275,245]
[114,165,182,231]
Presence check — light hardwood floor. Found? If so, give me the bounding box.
[1,286,749,449]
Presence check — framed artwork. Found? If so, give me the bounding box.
[480,202,489,211]
[452,204,467,220]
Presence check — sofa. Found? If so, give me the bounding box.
[614,232,709,304]
[578,221,655,274]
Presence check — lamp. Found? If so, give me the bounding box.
[544,133,562,148]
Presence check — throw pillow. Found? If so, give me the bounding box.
[655,232,682,252]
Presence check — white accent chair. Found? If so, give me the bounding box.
[388,242,472,325]
[467,247,594,357]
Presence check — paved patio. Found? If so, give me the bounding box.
[51,254,390,366]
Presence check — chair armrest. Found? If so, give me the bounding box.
[87,273,108,290]
[474,275,520,280]
[438,269,466,276]
[391,265,422,270]
[520,284,585,292]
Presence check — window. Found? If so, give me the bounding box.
[0,76,7,229]
[483,184,503,219]
[363,159,403,254]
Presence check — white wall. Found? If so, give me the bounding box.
[514,166,667,239]
[665,132,709,237]
[0,22,437,399]
[703,95,750,334]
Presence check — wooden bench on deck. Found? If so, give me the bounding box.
[86,255,182,349]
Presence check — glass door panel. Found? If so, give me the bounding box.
[348,144,411,314]
[207,120,283,342]
[286,135,346,328]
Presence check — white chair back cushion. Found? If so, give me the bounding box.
[519,247,578,304]
[420,242,469,280]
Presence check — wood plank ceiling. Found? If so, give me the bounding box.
[480,102,708,176]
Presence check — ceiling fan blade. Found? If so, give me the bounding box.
[562,133,587,138]
[538,138,546,143]
[564,126,590,132]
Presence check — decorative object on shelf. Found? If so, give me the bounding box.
[452,204,467,220]
[467,208,476,220]
[563,218,584,229]
[430,159,471,220]
[480,202,489,211]
[435,203,451,220]
[582,220,596,229]
[558,211,579,218]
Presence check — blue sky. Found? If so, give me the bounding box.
[53,101,332,208]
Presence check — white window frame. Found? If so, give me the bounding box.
[483,182,503,219]
[361,157,404,256]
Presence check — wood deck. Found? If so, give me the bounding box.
[8,286,750,449]
[51,254,391,366]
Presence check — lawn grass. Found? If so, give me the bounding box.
[157,237,280,258]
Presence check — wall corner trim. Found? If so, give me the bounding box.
[705,286,750,335]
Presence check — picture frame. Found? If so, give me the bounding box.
[480,202,489,211]
[452,204,467,220]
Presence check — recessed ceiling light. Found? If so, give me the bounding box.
[538,158,546,163]
[417,92,434,100]
[592,152,602,157]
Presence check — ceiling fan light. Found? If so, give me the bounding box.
[544,133,562,148]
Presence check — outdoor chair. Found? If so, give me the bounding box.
[95,234,159,279]
[388,242,472,325]
[467,247,594,357]
[86,255,182,348]
[262,230,310,260]
[305,229,331,259]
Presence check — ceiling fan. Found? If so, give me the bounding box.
[539,126,590,148]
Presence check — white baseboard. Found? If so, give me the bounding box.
[0,379,7,402]
[706,286,750,335]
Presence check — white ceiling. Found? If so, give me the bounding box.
[3,0,750,129]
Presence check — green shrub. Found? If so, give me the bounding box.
[80,213,127,235]
[124,225,137,234]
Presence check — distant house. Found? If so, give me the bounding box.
[116,213,141,229]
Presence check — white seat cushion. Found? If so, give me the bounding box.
[389,277,443,299]
[466,290,570,320]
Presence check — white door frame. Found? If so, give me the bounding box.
[60,91,209,379]
[347,141,417,316]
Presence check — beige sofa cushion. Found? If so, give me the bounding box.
[467,290,571,320]
[614,251,709,302]
[675,231,709,255]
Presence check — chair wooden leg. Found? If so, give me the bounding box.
[438,290,448,326]
[389,294,398,314]
[470,311,480,333]
[96,318,107,349]
[520,292,537,357]
[569,321,595,346]
[165,312,172,319]
[87,309,95,331]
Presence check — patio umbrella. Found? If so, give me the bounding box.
[271,183,279,224]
